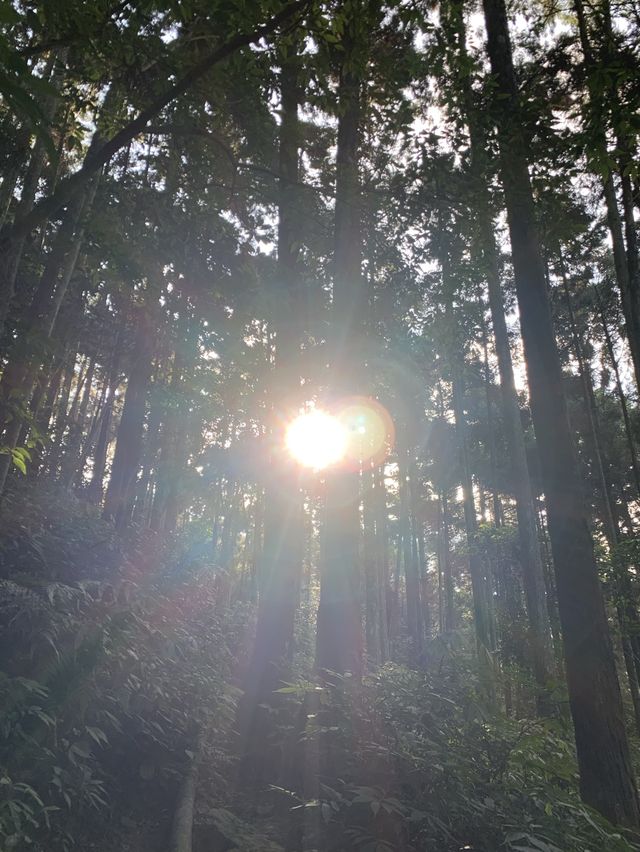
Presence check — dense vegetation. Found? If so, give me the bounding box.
[1,0,640,849]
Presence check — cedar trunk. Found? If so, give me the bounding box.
[483,0,639,825]
[236,45,305,783]
[315,8,367,678]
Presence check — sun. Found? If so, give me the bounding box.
[286,410,347,470]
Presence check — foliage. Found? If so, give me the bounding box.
[276,651,640,851]
[0,484,248,851]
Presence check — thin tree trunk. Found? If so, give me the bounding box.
[45,348,76,476]
[30,356,65,475]
[363,462,381,663]
[59,354,96,486]
[87,331,122,504]
[481,323,502,526]
[0,137,29,230]
[594,284,640,500]
[72,371,109,490]
[150,357,180,531]
[452,373,495,656]
[438,490,454,632]
[413,481,431,639]
[399,446,422,651]
[0,165,101,496]
[374,465,390,661]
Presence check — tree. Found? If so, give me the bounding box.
[315,0,372,678]
[237,37,305,781]
[482,0,639,825]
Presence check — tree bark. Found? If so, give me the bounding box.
[236,42,305,784]
[444,0,555,711]
[560,254,640,736]
[316,3,368,678]
[482,0,639,824]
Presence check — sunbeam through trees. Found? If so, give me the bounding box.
[1,0,640,850]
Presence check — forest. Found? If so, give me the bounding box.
[1,0,640,849]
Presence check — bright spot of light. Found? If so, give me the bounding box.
[286,410,347,470]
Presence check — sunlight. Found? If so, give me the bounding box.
[286,410,348,470]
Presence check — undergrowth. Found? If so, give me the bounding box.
[0,481,639,851]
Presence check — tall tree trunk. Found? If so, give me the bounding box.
[133,390,162,527]
[0,129,29,229]
[30,356,65,475]
[26,284,84,474]
[411,471,431,639]
[316,5,368,678]
[151,354,182,531]
[444,0,555,711]
[482,0,639,824]
[560,260,640,736]
[0,85,115,476]
[438,213,495,657]
[236,42,305,783]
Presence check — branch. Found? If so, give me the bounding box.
[146,124,334,200]
[2,0,310,246]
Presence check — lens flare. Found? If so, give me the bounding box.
[338,397,395,466]
[286,410,348,470]
[285,398,394,471]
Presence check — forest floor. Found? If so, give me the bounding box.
[1,481,640,852]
